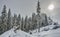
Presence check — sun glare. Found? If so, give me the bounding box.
[48,4,54,10]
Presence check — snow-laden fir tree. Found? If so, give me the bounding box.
[7,9,12,30]
[28,17,32,30]
[32,13,37,30]
[0,5,7,34]
[45,14,48,26]
[36,0,41,32]
[17,14,21,29]
[24,16,28,31]
[13,14,17,27]
[21,17,24,31]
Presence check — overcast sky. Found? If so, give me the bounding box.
[0,0,60,22]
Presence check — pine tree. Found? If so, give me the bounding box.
[1,5,7,34]
[7,9,12,30]
[32,13,35,26]
[36,0,41,32]
[17,14,21,25]
[32,13,37,30]
[17,14,21,29]
[21,17,24,30]
[24,16,28,31]
[37,0,41,14]
[45,14,48,26]
[1,5,7,24]
[28,17,32,30]
[32,13,35,21]
[13,14,17,27]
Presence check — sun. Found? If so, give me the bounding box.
[48,4,54,10]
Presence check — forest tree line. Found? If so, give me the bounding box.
[0,5,53,35]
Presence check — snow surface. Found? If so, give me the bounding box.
[32,28,60,37]
[0,28,33,37]
[0,24,60,37]
[32,24,60,37]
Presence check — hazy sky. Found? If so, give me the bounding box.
[0,0,60,22]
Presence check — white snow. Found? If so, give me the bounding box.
[0,28,33,37]
[0,28,15,37]
[32,24,60,37]
[0,24,60,37]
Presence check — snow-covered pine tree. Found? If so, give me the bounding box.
[7,9,12,30]
[32,13,36,29]
[24,16,28,31]
[17,14,21,29]
[28,17,32,30]
[1,5,7,33]
[21,17,24,31]
[36,0,41,32]
[45,14,48,26]
[32,13,35,22]
[32,13,37,30]
[13,14,17,27]
[17,14,21,25]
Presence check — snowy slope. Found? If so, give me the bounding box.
[32,28,60,37]
[0,28,15,37]
[32,24,60,37]
[41,28,60,37]
[32,25,56,33]
[0,28,33,37]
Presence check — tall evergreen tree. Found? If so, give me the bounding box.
[17,14,21,29]
[13,14,17,27]
[17,14,21,25]
[36,0,41,32]
[32,13,35,22]
[28,17,32,30]
[45,14,48,26]
[1,5,7,34]
[7,9,12,30]
[1,5,7,24]
[32,13,37,30]
[24,16,28,31]
[21,17,24,30]
[37,0,41,14]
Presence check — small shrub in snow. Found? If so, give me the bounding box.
[42,27,49,31]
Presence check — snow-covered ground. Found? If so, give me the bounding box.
[0,28,33,37]
[32,28,60,37]
[32,24,60,37]
[0,24,60,37]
